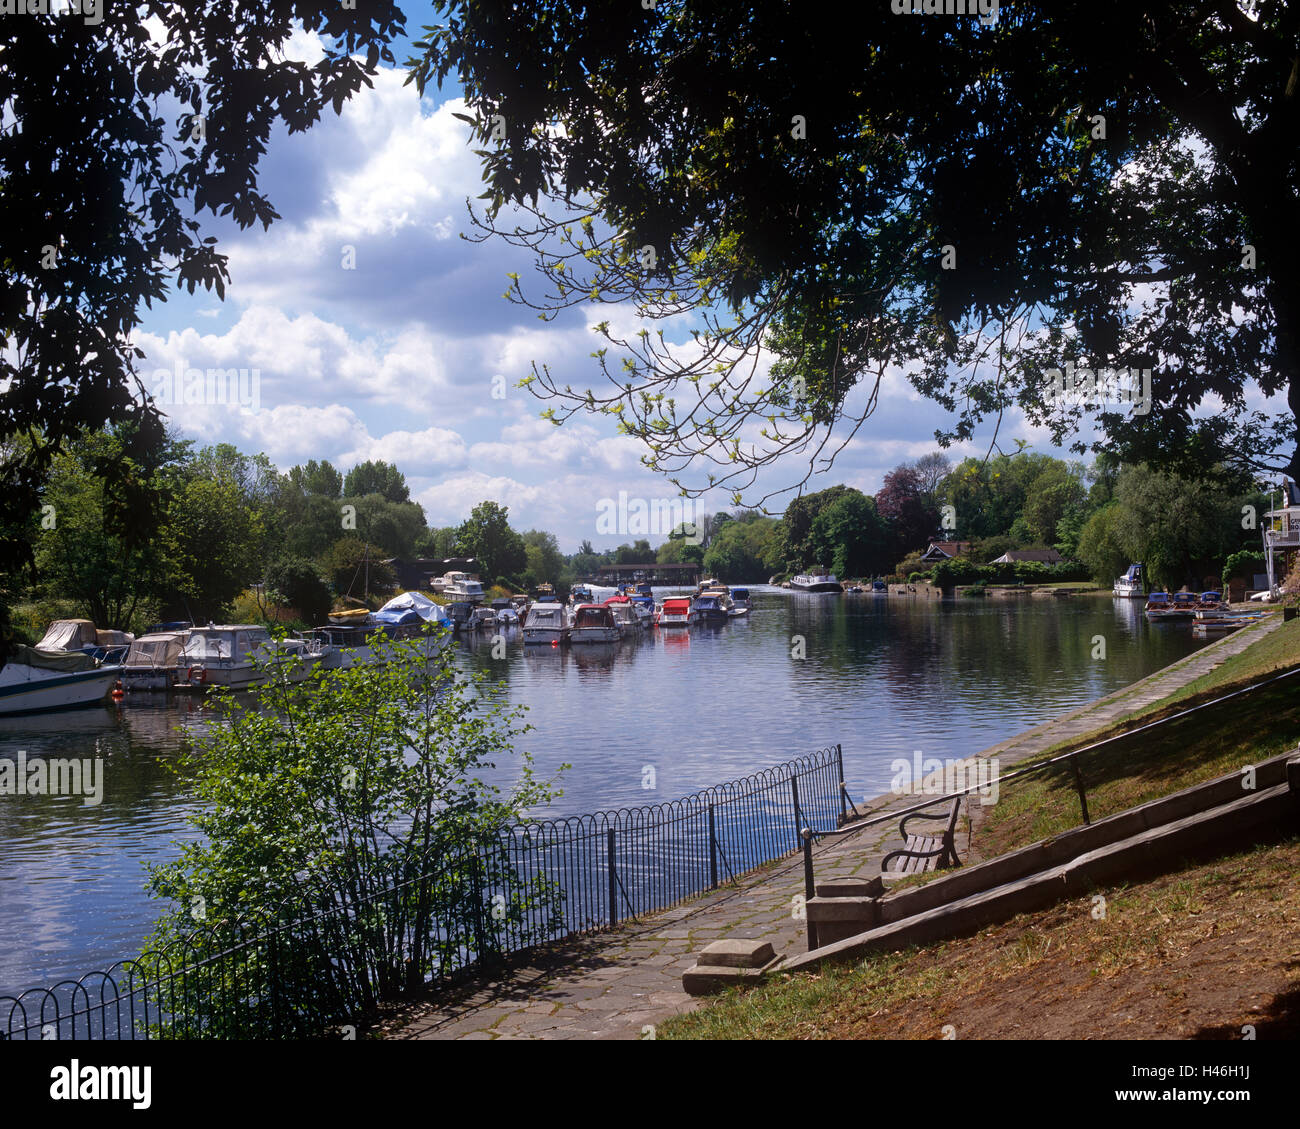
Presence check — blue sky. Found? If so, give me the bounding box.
[129,16,1133,553]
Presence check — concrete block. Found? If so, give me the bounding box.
[696,938,774,969]
[816,876,884,899]
[806,896,880,925]
[681,965,767,996]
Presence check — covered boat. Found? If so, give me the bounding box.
[657,597,696,627]
[178,625,324,689]
[729,587,752,615]
[122,631,189,690]
[0,645,120,715]
[693,594,729,623]
[569,604,620,644]
[523,603,568,645]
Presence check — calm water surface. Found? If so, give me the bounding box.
[0,589,1204,995]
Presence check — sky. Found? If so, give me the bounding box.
[126,16,1145,554]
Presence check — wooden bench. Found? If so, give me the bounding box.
[880,798,963,878]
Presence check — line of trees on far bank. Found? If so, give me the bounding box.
[1,425,1272,645]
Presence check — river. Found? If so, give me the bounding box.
[0,587,1203,997]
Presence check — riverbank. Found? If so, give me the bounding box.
[386,613,1285,1040]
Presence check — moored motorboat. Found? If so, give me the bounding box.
[790,568,843,593]
[122,630,190,690]
[0,645,121,715]
[1113,563,1146,598]
[177,625,325,689]
[693,593,729,624]
[603,596,643,638]
[656,596,697,627]
[523,603,569,645]
[729,587,752,615]
[569,604,620,644]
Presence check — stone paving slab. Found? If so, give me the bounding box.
[388,617,1282,1041]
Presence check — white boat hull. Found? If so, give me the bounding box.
[569,627,620,644]
[0,666,119,715]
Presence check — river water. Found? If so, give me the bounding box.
[0,588,1203,997]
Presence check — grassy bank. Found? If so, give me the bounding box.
[661,615,1300,1040]
[661,836,1300,1040]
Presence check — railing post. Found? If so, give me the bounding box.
[607,827,618,928]
[802,828,818,952]
[836,744,846,826]
[791,776,801,850]
[1071,758,1091,825]
[708,804,718,890]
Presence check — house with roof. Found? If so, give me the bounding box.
[919,541,972,562]
[989,549,1064,565]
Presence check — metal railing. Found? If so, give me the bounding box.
[1,743,847,1039]
[797,662,1300,950]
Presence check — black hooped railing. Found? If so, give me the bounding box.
[1,743,850,1040]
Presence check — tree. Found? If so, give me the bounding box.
[325,537,396,600]
[913,453,953,506]
[1,3,408,578]
[343,460,410,504]
[145,636,561,1032]
[264,557,332,626]
[807,493,891,579]
[162,473,261,623]
[290,460,343,499]
[455,501,527,584]
[778,485,858,570]
[347,494,427,560]
[33,427,177,629]
[1020,461,1088,547]
[1075,503,1129,586]
[521,530,564,586]
[876,466,937,561]
[414,5,1300,500]
[613,539,655,565]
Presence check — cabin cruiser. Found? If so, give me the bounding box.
[729,588,752,615]
[178,625,326,689]
[1113,563,1145,598]
[693,594,730,623]
[122,630,190,690]
[467,606,498,632]
[569,604,620,644]
[656,597,697,627]
[789,569,843,593]
[523,603,568,645]
[0,645,122,715]
[491,598,521,626]
[604,599,643,638]
[441,571,486,604]
[568,583,594,608]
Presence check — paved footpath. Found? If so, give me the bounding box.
[388,616,1281,1041]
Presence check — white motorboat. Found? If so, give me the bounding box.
[122,631,190,690]
[605,601,642,638]
[441,571,486,604]
[466,606,498,632]
[522,603,568,645]
[178,625,326,689]
[569,604,620,644]
[1113,563,1145,598]
[0,646,121,715]
[656,597,697,627]
[790,569,843,593]
[37,618,134,662]
[729,587,752,615]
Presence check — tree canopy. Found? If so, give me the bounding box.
[0,2,407,576]
[412,2,1300,503]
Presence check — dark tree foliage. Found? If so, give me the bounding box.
[343,460,411,503]
[411,2,1300,501]
[0,2,406,575]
